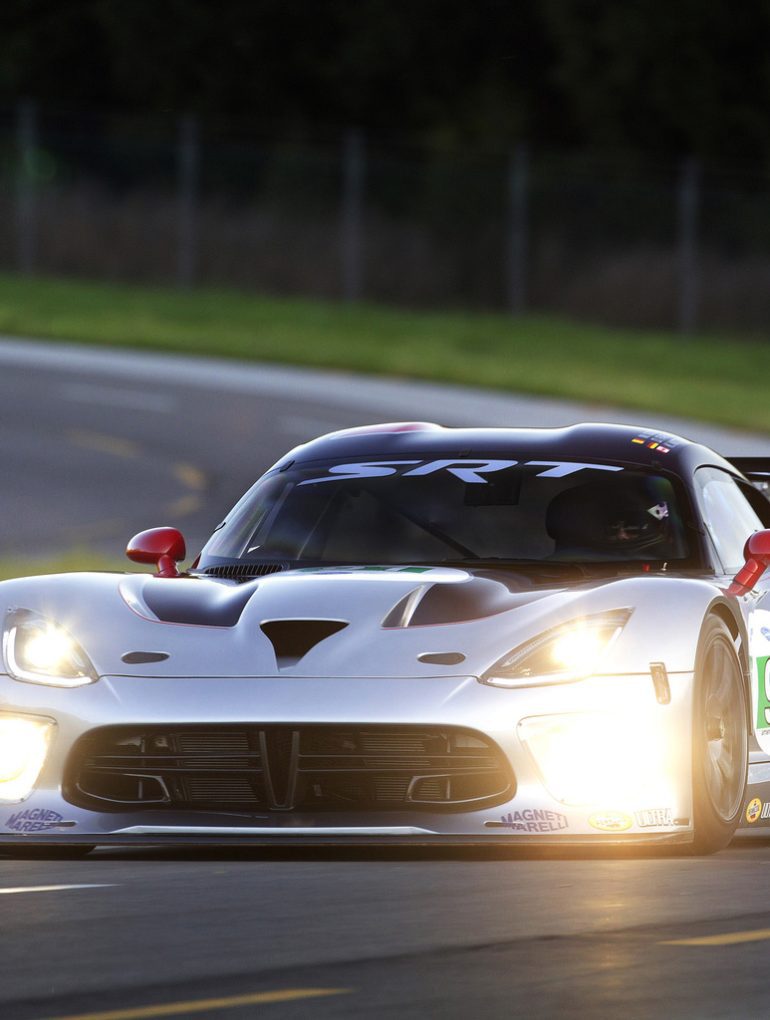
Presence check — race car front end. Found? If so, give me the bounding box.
[0,663,696,850]
[0,563,710,851]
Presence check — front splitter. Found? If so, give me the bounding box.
[0,830,691,849]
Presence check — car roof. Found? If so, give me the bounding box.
[283,421,737,478]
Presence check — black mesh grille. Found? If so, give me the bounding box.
[199,563,288,579]
[65,725,513,813]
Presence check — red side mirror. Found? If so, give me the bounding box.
[126,527,186,578]
[728,530,770,595]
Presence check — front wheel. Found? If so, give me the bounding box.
[690,616,748,854]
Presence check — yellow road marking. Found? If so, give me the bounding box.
[663,928,770,946]
[67,430,140,460]
[173,463,206,490]
[45,987,350,1020]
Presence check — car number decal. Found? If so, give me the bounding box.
[748,609,770,753]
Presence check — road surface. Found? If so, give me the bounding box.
[1,336,769,1019]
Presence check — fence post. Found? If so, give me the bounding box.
[16,99,37,275]
[341,129,365,302]
[677,157,700,335]
[507,143,529,314]
[177,113,200,289]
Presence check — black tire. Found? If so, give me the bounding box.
[2,845,95,859]
[690,616,748,854]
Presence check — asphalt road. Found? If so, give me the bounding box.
[1,334,768,560]
[5,842,770,1019]
[2,337,770,1020]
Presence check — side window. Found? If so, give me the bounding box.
[739,479,770,528]
[694,467,763,572]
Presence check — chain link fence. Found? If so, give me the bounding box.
[3,103,770,333]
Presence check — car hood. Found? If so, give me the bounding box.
[0,565,719,679]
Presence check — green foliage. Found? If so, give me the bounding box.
[0,272,768,433]
[0,549,145,581]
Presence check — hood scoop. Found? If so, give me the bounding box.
[260,619,348,667]
[383,577,540,628]
[139,578,258,627]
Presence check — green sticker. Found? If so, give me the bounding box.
[757,655,770,729]
[294,565,434,575]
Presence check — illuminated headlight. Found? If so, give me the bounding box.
[0,716,53,802]
[519,712,672,806]
[480,610,632,688]
[3,611,98,688]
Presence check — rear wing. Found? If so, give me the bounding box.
[728,458,770,496]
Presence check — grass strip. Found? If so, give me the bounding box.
[0,550,150,581]
[0,273,768,432]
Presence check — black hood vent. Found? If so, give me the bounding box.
[142,578,258,627]
[260,619,348,667]
[200,563,289,580]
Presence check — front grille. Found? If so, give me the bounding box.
[65,725,513,813]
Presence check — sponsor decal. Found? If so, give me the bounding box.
[635,808,674,828]
[300,460,623,487]
[6,809,76,833]
[761,803,770,821]
[495,809,569,833]
[630,431,678,454]
[589,810,633,832]
[746,798,762,824]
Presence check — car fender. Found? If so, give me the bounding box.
[591,576,740,677]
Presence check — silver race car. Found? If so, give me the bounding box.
[4,421,770,855]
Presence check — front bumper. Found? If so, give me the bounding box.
[0,670,695,847]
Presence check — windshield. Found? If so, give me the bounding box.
[200,455,692,567]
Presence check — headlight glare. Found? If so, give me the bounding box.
[481,609,632,688]
[0,716,54,802]
[519,711,673,807]
[3,611,98,687]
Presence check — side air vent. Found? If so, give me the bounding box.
[417,652,466,666]
[200,563,289,580]
[260,619,348,666]
[121,651,170,665]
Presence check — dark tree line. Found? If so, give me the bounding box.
[3,0,770,164]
